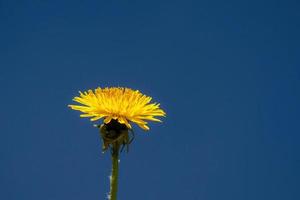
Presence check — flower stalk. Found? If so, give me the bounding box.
[109,143,120,200]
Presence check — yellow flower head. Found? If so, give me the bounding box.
[69,87,166,130]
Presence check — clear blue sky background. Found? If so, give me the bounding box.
[1,1,299,200]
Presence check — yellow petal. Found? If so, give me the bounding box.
[104,116,112,124]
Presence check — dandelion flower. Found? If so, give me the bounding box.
[68,86,166,200]
[68,87,166,130]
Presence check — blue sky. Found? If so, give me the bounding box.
[0,1,299,200]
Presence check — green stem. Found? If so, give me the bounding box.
[109,143,120,200]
